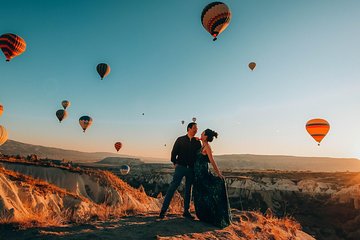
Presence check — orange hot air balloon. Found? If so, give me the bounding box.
[306,118,330,146]
[0,104,3,117]
[248,62,256,71]
[114,142,122,152]
[0,33,26,62]
[201,2,232,41]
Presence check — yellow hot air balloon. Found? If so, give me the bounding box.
[201,2,232,41]
[248,62,256,71]
[0,125,8,146]
[306,118,330,146]
[0,104,3,117]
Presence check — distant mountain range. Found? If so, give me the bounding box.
[215,154,360,172]
[1,140,359,171]
[0,140,129,162]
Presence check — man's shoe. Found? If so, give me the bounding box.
[182,211,195,220]
[159,211,166,219]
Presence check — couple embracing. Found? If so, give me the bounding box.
[159,122,231,228]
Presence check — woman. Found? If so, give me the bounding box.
[193,129,231,228]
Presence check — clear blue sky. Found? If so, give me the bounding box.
[1,0,360,159]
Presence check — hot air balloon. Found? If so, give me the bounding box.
[201,2,231,41]
[79,116,93,132]
[192,117,197,122]
[62,100,71,110]
[0,125,8,146]
[96,63,111,80]
[115,142,122,152]
[0,104,3,117]
[0,33,26,62]
[120,165,130,175]
[306,118,330,146]
[249,62,256,71]
[181,120,185,125]
[56,109,68,123]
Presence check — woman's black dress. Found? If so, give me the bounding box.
[193,150,231,228]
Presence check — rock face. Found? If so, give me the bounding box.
[0,163,164,225]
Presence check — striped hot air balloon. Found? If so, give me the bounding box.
[249,62,256,71]
[306,118,330,146]
[62,100,71,110]
[79,116,93,132]
[0,125,8,146]
[201,2,232,41]
[0,33,26,62]
[96,63,111,80]
[56,109,68,123]
[0,104,3,117]
[120,165,130,175]
[114,142,122,152]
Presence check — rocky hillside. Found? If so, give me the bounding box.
[0,161,164,226]
[0,159,314,240]
[119,167,360,240]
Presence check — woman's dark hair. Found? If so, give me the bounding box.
[204,129,218,142]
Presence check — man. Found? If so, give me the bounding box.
[159,122,201,219]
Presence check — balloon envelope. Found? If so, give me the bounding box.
[114,142,122,152]
[192,117,197,122]
[201,2,231,41]
[79,116,93,132]
[0,125,8,146]
[306,118,330,145]
[56,109,68,123]
[96,63,111,80]
[249,62,256,71]
[0,104,3,117]
[120,165,130,175]
[0,33,26,61]
[181,120,185,125]
[62,100,71,110]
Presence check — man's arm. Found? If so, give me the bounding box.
[171,137,180,165]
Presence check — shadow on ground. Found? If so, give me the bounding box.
[0,213,218,240]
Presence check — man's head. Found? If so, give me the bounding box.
[187,122,198,137]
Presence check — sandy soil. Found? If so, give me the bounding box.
[0,211,314,240]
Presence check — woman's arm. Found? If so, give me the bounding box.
[205,145,224,179]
